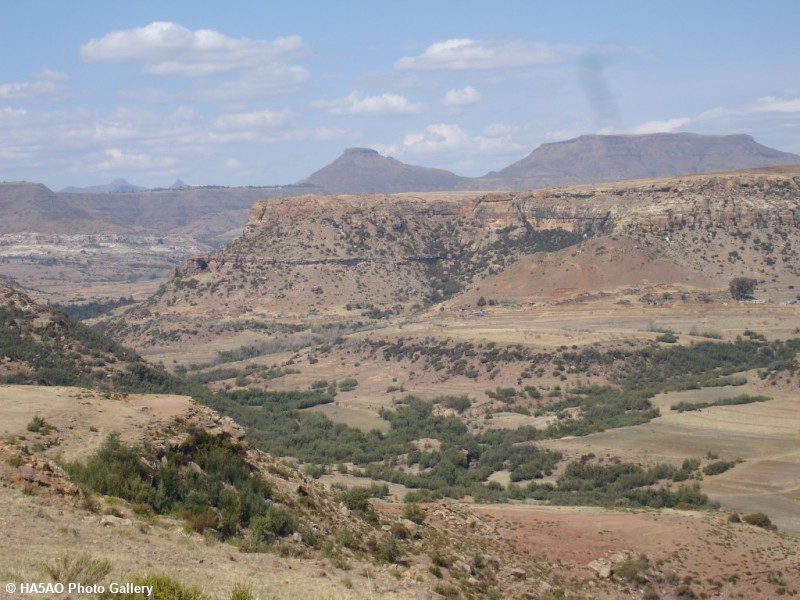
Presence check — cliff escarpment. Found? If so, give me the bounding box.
[109,168,800,347]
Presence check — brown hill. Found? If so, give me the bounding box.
[297,147,469,194]
[0,182,133,235]
[469,133,800,190]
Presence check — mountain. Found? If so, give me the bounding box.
[468,133,800,190]
[60,178,149,194]
[296,147,468,194]
[297,135,800,194]
[0,182,322,293]
[0,182,132,234]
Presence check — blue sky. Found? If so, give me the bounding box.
[1,1,799,189]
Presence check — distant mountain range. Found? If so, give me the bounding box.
[300,133,800,194]
[60,178,189,194]
[51,133,800,200]
[61,178,149,194]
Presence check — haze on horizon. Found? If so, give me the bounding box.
[1,0,799,190]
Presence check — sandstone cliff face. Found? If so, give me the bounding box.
[244,169,800,240]
[111,168,800,347]
[174,169,800,295]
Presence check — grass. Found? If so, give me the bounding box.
[97,573,208,600]
[41,552,111,585]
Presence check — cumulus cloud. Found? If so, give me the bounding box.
[628,95,800,138]
[95,148,177,171]
[380,122,525,160]
[80,22,308,76]
[214,109,292,129]
[0,71,70,101]
[313,91,425,116]
[752,96,800,113]
[443,86,480,107]
[632,117,691,134]
[201,65,309,100]
[396,38,572,71]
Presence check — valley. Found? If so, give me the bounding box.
[1,162,800,599]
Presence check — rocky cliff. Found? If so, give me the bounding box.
[109,167,800,348]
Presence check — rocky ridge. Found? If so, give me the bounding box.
[106,167,800,349]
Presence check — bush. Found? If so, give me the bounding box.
[377,536,402,563]
[27,415,55,434]
[338,377,358,392]
[441,395,471,413]
[742,512,772,528]
[98,573,208,600]
[337,487,372,512]
[656,332,678,344]
[229,584,254,600]
[42,552,111,586]
[403,502,426,525]
[729,277,758,300]
[702,460,735,476]
[182,507,218,533]
[251,505,297,538]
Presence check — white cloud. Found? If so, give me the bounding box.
[752,96,800,113]
[0,71,70,101]
[396,38,573,71]
[313,91,425,116]
[631,117,691,134]
[200,65,309,100]
[399,123,468,155]
[80,22,307,74]
[225,158,243,170]
[214,109,292,129]
[0,107,29,118]
[380,122,525,159]
[95,148,177,171]
[443,86,480,107]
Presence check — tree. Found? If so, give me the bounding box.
[729,277,757,300]
[477,296,487,307]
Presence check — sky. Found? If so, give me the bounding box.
[1,1,799,190]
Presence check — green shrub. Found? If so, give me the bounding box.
[377,536,402,563]
[338,377,358,392]
[41,552,111,585]
[441,395,471,413]
[403,503,426,525]
[337,487,372,512]
[27,415,56,434]
[182,507,218,534]
[229,584,254,600]
[742,512,772,528]
[98,573,208,600]
[702,460,735,476]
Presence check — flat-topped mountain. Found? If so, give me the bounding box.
[469,133,800,190]
[296,134,800,195]
[297,147,468,194]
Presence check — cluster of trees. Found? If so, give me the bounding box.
[66,430,278,539]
